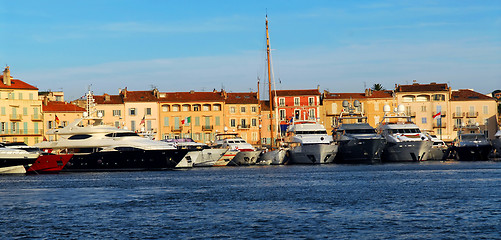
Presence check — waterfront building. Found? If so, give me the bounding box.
[93,92,125,129]
[322,89,394,133]
[120,88,160,139]
[41,98,86,141]
[158,90,226,144]
[259,100,272,145]
[449,89,498,139]
[394,82,452,140]
[224,92,260,145]
[0,67,43,145]
[39,91,65,102]
[271,89,322,137]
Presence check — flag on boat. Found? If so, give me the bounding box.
[140,116,145,125]
[433,112,441,119]
[181,116,191,125]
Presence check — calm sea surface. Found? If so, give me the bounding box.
[1,161,500,239]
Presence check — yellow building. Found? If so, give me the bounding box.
[158,90,226,144]
[322,89,394,133]
[93,93,126,129]
[450,89,498,139]
[0,67,43,145]
[224,92,261,145]
[41,98,86,141]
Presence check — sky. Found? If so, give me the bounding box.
[1,0,500,100]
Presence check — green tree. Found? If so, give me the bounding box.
[371,83,385,91]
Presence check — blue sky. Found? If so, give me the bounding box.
[1,0,500,100]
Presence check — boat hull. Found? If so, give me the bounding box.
[428,146,449,160]
[0,165,28,174]
[453,145,492,161]
[26,154,73,174]
[227,150,260,166]
[335,138,385,164]
[62,149,188,171]
[491,138,501,158]
[288,144,338,164]
[193,149,228,167]
[382,141,432,162]
[258,149,287,165]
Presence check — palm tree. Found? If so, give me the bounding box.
[371,83,385,91]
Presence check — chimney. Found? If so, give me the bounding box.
[43,96,48,106]
[3,66,12,86]
[365,89,369,96]
[104,93,110,102]
[121,87,127,98]
[190,90,195,94]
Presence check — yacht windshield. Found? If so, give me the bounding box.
[105,132,139,137]
[68,134,92,140]
[345,129,376,134]
[461,135,485,141]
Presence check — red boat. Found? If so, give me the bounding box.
[25,154,73,174]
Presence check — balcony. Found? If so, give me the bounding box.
[0,129,43,136]
[31,114,43,121]
[405,112,416,117]
[202,125,213,131]
[171,126,183,132]
[433,123,447,128]
[466,112,478,118]
[9,114,22,121]
[453,112,465,118]
[238,124,251,129]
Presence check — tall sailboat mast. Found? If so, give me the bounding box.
[266,15,275,149]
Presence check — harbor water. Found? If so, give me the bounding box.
[1,161,500,239]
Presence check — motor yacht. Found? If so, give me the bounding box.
[163,138,228,167]
[0,143,40,174]
[211,133,260,166]
[377,105,432,162]
[36,117,188,171]
[332,100,385,164]
[427,135,449,160]
[492,130,501,158]
[451,124,492,161]
[284,120,337,164]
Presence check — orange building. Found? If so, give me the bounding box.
[42,100,86,140]
[224,92,260,145]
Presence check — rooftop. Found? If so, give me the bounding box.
[396,82,449,92]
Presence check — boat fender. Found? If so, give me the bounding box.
[320,137,324,141]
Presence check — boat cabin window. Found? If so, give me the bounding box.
[388,129,421,134]
[68,134,93,140]
[105,132,139,137]
[114,147,142,151]
[295,130,328,135]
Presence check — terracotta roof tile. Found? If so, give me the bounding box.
[272,89,320,97]
[396,83,448,92]
[123,91,158,102]
[0,77,38,90]
[43,101,86,112]
[451,89,495,101]
[260,100,271,111]
[225,92,258,104]
[159,91,225,102]
[94,94,123,104]
[324,90,393,99]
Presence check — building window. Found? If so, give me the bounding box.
[115,121,120,128]
[279,98,285,107]
[433,94,445,101]
[483,106,488,114]
[402,95,415,102]
[469,106,475,115]
[240,107,246,113]
[422,117,427,124]
[172,105,180,112]
[230,107,236,113]
[193,104,201,111]
[215,116,220,126]
[308,97,314,106]
[251,118,257,127]
[294,110,300,120]
[421,106,427,112]
[55,96,62,101]
[131,120,136,131]
[18,93,23,100]
[164,117,169,127]
[146,108,152,115]
[129,108,136,116]
[251,106,257,113]
[29,93,33,100]
[294,97,300,106]
[213,104,221,111]
[240,119,247,128]
[97,110,105,117]
[230,119,236,127]
[252,132,258,141]
[456,106,461,115]
[309,109,315,120]
[162,105,170,112]
[195,117,200,126]
[202,104,210,111]
[113,110,121,116]
[279,109,286,120]
[23,107,28,116]
[47,121,53,129]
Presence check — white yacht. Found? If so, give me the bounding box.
[377,105,432,162]
[0,143,40,174]
[163,138,228,167]
[284,120,338,164]
[36,117,188,171]
[427,135,449,160]
[211,133,260,166]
